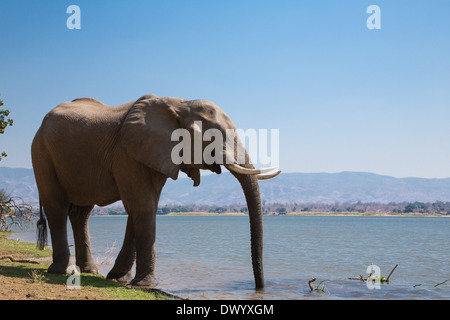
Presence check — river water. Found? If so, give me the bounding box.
[10,215,449,299]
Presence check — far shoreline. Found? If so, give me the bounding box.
[92,212,449,218]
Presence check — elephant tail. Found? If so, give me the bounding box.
[36,201,48,250]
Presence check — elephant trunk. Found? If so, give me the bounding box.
[229,149,264,289]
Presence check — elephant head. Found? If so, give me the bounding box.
[120,95,280,289]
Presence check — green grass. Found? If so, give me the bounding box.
[0,231,52,258]
[0,232,179,300]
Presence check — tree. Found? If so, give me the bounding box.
[214,207,226,214]
[0,95,33,231]
[158,206,171,215]
[0,95,14,161]
[404,203,415,213]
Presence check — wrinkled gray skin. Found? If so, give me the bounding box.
[31,94,265,288]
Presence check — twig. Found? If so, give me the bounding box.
[343,277,363,281]
[434,279,448,288]
[386,264,398,281]
[342,275,366,281]
[0,255,39,264]
[307,278,330,295]
[413,279,448,288]
[317,280,331,295]
[308,277,316,291]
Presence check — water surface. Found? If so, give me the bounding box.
[10,215,450,299]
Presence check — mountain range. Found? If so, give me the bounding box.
[1,167,450,207]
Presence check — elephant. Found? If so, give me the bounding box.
[31,94,280,289]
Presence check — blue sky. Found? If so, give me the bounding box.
[0,0,449,178]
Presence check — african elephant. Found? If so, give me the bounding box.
[31,94,280,289]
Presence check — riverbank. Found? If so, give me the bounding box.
[167,211,449,217]
[94,211,449,217]
[286,211,449,217]
[0,232,177,300]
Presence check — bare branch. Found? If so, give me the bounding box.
[0,192,35,232]
[386,264,399,281]
[434,279,449,288]
[0,255,39,264]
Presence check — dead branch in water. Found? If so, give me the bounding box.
[308,277,330,295]
[386,264,399,281]
[414,279,449,288]
[343,264,399,283]
[343,274,365,281]
[308,277,316,291]
[434,279,449,288]
[311,263,447,291]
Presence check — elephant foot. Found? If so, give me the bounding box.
[78,265,99,274]
[107,271,133,284]
[48,262,71,274]
[130,274,158,288]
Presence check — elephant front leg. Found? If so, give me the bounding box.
[129,212,158,287]
[107,216,136,283]
[112,162,166,288]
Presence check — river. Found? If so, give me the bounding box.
[10,215,449,299]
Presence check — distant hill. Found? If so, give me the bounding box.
[0,167,39,205]
[161,171,450,205]
[1,167,450,207]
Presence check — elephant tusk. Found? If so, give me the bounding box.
[257,170,281,180]
[225,163,278,175]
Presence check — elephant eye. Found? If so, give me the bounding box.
[207,109,217,120]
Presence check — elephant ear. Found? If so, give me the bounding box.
[120,97,183,180]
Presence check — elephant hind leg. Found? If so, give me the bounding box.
[33,142,72,273]
[68,204,98,274]
[40,198,71,274]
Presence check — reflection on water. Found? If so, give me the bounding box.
[10,216,450,299]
